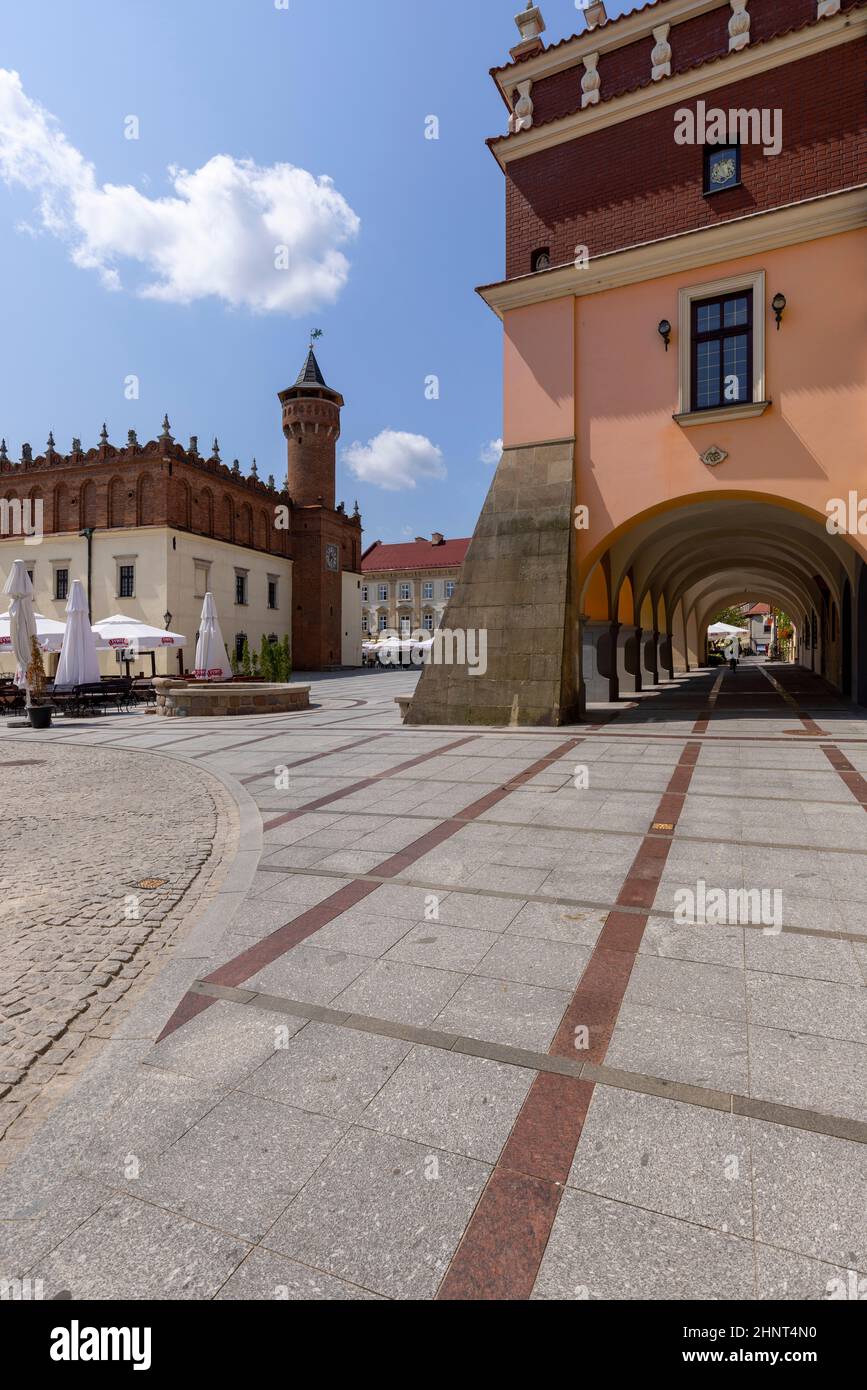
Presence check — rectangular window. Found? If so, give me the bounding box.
[267,579,278,610]
[235,572,248,606]
[400,617,411,636]
[362,614,369,633]
[54,568,69,602]
[399,582,412,602]
[119,564,135,599]
[378,614,388,632]
[194,563,209,598]
[423,582,434,601]
[423,613,434,632]
[378,584,388,602]
[446,581,456,599]
[361,585,369,602]
[690,290,753,413]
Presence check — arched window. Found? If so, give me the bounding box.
[108,476,125,528]
[137,473,156,526]
[80,480,97,529]
[200,489,214,536]
[219,493,234,541]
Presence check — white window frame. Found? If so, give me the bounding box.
[446,581,456,599]
[193,558,211,600]
[362,614,369,633]
[267,574,279,611]
[674,269,769,426]
[361,585,369,602]
[115,555,137,600]
[378,613,389,632]
[423,612,434,632]
[399,582,412,602]
[422,581,434,601]
[235,567,249,607]
[378,583,389,602]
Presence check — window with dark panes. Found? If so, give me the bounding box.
[691,290,752,412]
[55,568,69,601]
[119,564,135,598]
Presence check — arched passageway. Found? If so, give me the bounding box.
[578,497,863,714]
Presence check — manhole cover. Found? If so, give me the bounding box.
[137,878,168,890]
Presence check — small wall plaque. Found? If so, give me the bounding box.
[701,446,729,468]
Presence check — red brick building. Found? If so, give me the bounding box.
[0,348,363,673]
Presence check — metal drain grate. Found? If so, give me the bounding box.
[137,878,168,890]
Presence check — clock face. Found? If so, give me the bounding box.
[325,543,339,573]
[707,145,740,192]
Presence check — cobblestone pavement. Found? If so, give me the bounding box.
[0,663,864,1300]
[0,742,236,1165]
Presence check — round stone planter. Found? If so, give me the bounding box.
[153,679,311,718]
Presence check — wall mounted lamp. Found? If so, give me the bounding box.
[658,319,672,352]
[772,293,787,330]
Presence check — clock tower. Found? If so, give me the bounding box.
[280,347,363,670]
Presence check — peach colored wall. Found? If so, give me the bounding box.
[503,298,575,446]
[573,229,867,572]
[502,230,867,570]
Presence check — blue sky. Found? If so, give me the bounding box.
[0,0,633,545]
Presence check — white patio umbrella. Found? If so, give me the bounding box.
[54,580,101,689]
[708,622,749,636]
[193,593,232,681]
[2,559,38,696]
[0,610,67,653]
[90,614,187,652]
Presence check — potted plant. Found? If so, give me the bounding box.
[26,636,53,729]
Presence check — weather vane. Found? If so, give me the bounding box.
[310,327,324,348]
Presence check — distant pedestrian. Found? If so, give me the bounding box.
[724,635,740,671]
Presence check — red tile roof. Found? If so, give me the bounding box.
[362,538,471,573]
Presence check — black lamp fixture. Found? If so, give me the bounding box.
[772,293,787,330]
[658,319,672,352]
[163,611,173,629]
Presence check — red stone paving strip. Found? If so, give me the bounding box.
[692,669,724,734]
[758,665,828,736]
[156,736,584,1041]
[261,735,479,831]
[821,745,867,808]
[437,739,703,1301]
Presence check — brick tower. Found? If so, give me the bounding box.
[280,347,363,670]
[279,348,343,509]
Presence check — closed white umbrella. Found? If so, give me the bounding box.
[54,580,101,689]
[194,593,232,681]
[2,559,38,697]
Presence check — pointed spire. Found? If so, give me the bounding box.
[46,430,55,452]
[267,473,275,491]
[294,347,330,389]
[127,429,138,449]
[353,499,361,518]
[160,414,173,441]
[212,437,221,461]
[250,457,259,480]
[0,439,7,462]
[99,423,109,446]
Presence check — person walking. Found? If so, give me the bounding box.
[724,634,740,672]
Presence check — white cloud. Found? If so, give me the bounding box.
[480,438,503,465]
[343,430,446,492]
[0,68,359,313]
